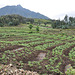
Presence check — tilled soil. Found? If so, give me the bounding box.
[46,43,65,50]
[63,45,75,56]
[0,45,25,52]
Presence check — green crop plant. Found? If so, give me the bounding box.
[2,54,6,60]
[13,58,16,61]
[0,23,75,74]
[12,54,16,57]
[45,65,51,71]
[28,61,33,67]
[69,47,75,61]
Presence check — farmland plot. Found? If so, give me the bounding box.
[0,26,75,75]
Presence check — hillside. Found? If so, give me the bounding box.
[0,24,75,74]
[0,5,49,19]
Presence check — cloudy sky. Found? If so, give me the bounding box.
[0,0,75,19]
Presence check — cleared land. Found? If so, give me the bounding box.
[0,24,75,75]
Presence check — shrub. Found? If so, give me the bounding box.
[36,26,39,32]
[29,24,33,30]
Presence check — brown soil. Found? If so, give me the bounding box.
[59,55,75,74]
[20,50,75,75]
[32,41,54,47]
[1,46,74,75]
[22,50,47,63]
[63,45,75,56]
[0,42,74,74]
[46,43,65,51]
[0,45,24,52]
[68,40,75,43]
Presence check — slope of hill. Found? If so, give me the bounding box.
[0,5,49,19]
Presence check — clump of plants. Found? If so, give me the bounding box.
[36,26,39,32]
[29,24,33,33]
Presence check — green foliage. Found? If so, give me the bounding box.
[8,22,13,26]
[64,15,68,23]
[0,25,75,74]
[28,61,33,67]
[34,18,51,25]
[36,26,39,32]
[51,15,75,29]
[61,25,69,29]
[0,14,34,26]
[51,21,57,28]
[0,23,4,27]
[29,24,33,30]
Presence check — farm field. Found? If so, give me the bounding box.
[0,24,75,75]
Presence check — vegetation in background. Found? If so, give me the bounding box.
[0,14,51,27]
[0,14,75,29]
[0,14,34,26]
[51,15,75,29]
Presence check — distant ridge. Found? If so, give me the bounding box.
[0,5,50,19]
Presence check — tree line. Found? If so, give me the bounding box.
[0,14,74,29]
[51,15,75,29]
[0,14,34,27]
[0,14,51,27]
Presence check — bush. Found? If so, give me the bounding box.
[29,24,33,30]
[36,26,39,32]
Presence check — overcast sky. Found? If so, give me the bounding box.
[0,0,75,19]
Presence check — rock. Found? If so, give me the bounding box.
[0,64,39,75]
[65,64,75,75]
[65,64,72,72]
[9,64,13,67]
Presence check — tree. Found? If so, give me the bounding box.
[38,20,41,25]
[36,26,39,32]
[29,24,33,30]
[64,15,69,23]
[44,22,47,26]
[26,18,34,24]
[69,17,74,23]
[12,19,19,26]
[51,21,57,28]
[0,23,4,27]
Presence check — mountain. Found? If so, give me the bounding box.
[0,5,49,19]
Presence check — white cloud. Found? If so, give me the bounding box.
[0,0,75,19]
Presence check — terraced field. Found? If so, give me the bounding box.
[0,25,75,75]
